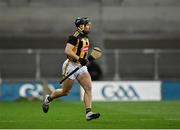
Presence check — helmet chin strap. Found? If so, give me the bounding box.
[77,27,84,34]
[77,25,89,35]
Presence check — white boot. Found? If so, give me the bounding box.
[42,95,50,113]
[86,111,100,121]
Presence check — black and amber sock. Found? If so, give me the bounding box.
[86,108,91,114]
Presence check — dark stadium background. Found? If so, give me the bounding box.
[0,0,180,129]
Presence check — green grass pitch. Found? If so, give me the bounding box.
[0,100,180,129]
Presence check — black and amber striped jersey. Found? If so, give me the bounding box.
[66,30,90,61]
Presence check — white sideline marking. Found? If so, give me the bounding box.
[0,118,179,123]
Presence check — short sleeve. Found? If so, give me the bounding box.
[67,35,77,46]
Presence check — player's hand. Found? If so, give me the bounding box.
[78,58,88,66]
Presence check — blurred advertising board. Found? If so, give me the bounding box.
[0,81,80,101]
[80,81,161,101]
[162,81,180,100]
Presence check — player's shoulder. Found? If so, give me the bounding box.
[72,31,81,38]
[68,31,80,40]
[67,31,80,45]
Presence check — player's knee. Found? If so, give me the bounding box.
[62,90,70,96]
[84,85,92,93]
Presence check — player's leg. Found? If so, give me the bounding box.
[42,59,76,113]
[78,72,92,108]
[49,79,74,100]
[42,78,74,113]
[77,72,100,121]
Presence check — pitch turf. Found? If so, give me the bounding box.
[0,100,180,129]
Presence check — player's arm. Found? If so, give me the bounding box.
[65,35,79,61]
[65,35,88,66]
[65,43,87,66]
[64,43,79,61]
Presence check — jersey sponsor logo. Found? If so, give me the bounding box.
[81,45,89,52]
[101,84,140,100]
